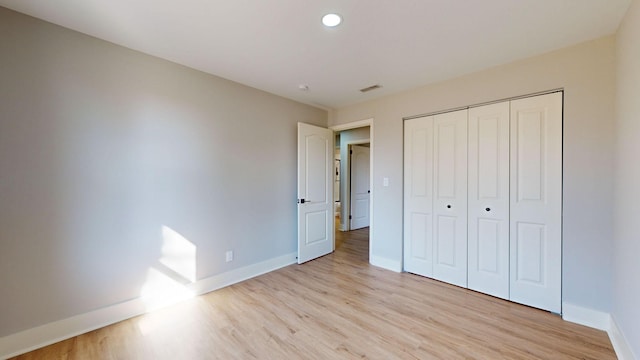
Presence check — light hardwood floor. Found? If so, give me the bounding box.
[14,227,615,359]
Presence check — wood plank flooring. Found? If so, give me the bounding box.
[13,227,615,359]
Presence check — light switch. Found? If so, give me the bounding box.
[383,177,389,187]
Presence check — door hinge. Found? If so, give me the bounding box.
[350,149,353,154]
[349,215,352,219]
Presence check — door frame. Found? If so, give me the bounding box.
[330,118,374,262]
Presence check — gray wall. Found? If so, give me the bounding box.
[614,0,640,356]
[331,36,616,313]
[0,7,326,337]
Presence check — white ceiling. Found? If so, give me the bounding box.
[0,0,632,109]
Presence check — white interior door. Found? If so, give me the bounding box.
[468,102,510,300]
[432,110,468,288]
[298,123,334,264]
[509,93,562,313]
[350,145,370,230]
[404,116,435,277]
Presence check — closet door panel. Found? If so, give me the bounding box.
[509,92,562,313]
[468,102,510,299]
[403,117,434,277]
[433,109,468,288]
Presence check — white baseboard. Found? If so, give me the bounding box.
[4,257,634,360]
[191,252,296,295]
[562,302,637,360]
[0,252,297,360]
[369,255,402,273]
[562,302,611,330]
[609,316,637,360]
[0,299,147,360]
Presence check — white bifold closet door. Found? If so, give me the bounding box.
[404,109,468,288]
[509,93,562,313]
[433,110,468,287]
[467,102,510,300]
[404,92,561,313]
[404,116,435,277]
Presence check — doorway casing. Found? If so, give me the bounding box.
[330,119,374,264]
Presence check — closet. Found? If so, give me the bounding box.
[403,92,562,313]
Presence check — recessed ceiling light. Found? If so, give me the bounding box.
[322,13,342,27]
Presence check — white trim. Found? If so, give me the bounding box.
[330,118,372,132]
[191,252,296,295]
[0,252,297,359]
[369,122,374,264]
[403,89,564,121]
[370,255,402,273]
[561,303,637,360]
[346,139,371,145]
[0,299,146,360]
[561,302,610,331]
[609,316,637,360]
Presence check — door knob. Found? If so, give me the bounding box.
[447,205,452,209]
[485,207,491,212]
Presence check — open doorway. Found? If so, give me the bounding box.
[330,119,373,262]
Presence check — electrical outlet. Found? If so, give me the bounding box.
[225,250,233,262]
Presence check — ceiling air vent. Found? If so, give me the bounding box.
[359,84,382,93]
